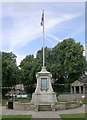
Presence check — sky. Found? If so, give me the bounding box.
[1,1,86,65]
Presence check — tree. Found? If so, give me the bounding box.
[19,55,40,94]
[36,47,53,71]
[2,38,86,95]
[0,51,2,98]
[16,67,24,84]
[19,38,87,94]
[35,38,87,93]
[52,38,87,83]
[36,38,87,84]
[2,52,18,97]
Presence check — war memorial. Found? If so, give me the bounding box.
[13,10,84,111]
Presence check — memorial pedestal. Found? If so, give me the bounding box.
[31,67,57,111]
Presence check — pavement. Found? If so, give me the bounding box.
[0,104,86,119]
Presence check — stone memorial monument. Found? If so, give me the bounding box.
[31,10,57,111]
[14,10,82,111]
[31,66,57,111]
[31,66,57,109]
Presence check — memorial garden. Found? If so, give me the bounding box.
[1,38,87,119]
[2,38,87,98]
[1,1,87,119]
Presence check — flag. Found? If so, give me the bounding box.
[40,10,44,26]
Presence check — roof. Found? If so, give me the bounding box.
[71,80,84,86]
[15,84,24,90]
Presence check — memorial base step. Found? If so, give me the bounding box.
[38,104,52,111]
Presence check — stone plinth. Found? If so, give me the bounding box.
[32,92,57,103]
[31,66,57,110]
[13,101,82,111]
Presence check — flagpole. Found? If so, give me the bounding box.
[41,10,45,67]
[42,10,45,67]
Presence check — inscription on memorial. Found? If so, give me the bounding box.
[41,78,48,91]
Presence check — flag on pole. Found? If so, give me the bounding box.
[40,10,44,26]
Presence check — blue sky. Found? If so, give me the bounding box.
[1,2,85,65]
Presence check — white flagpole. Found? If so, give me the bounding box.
[43,10,45,67]
[41,10,45,67]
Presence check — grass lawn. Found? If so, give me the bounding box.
[2,98,32,106]
[1,115,32,120]
[60,113,87,120]
[82,99,87,104]
[15,98,31,103]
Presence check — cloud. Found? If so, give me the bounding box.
[2,4,82,52]
[45,34,62,47]
[47,34,62,42]
[2,2,85,65]
[45,13,81,30]
[16,54,26,66]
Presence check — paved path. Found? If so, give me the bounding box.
[32,104,85,118]
[1,104,86,118]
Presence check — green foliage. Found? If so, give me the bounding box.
[36,38,87,85]
[2,115,32,120]
[18,38,87,93]
[15,98,31,102]
[19,55,40,94]
[60,113,86,119]
[82,99,87,104]
[51,38,87,83]
[2,38,87,95]
[2,52,18,97]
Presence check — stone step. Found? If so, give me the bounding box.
[38,104,52,111]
